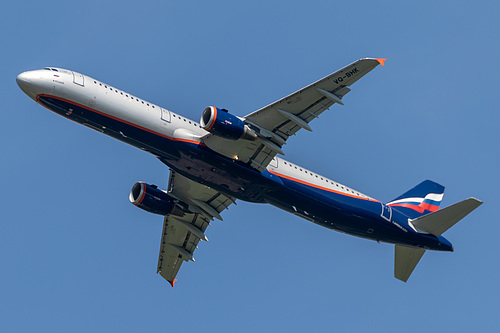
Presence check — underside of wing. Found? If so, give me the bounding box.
[157,171,236,286]
[201,58,385,171]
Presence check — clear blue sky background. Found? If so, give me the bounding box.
[2,1,498,332]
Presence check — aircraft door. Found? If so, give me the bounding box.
[268,157,278,168]
[161,108,171,122]
[72,71,84,86]
[381,203,392,221]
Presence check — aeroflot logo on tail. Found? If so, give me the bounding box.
[386,193,443,214]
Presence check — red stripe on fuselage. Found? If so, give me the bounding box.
[36,94,203,146]
[268,170,377,202]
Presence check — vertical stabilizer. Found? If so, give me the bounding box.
[387,180,445,219]
[394,245,426,282]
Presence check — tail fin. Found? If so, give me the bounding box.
[387,180,445,219]
[394,245,426,282]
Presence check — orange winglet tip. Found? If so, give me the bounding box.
[168,279,178,287]
[376,58,387,66]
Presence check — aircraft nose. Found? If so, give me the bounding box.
[17,71,38,100]
[17,71,32,87]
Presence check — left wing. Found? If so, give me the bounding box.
[202,58,385,171]
[157,170,236,286]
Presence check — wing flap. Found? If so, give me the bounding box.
[244,58,382,137]
[157,216,191,283]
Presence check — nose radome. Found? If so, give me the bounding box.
[17,71,32,86]
[17,71,39,100]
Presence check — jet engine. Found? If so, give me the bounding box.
[129,182,184,216]
[200,106,257,140]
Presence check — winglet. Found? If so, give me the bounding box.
[168,279,178,288]
[376,58,387,66]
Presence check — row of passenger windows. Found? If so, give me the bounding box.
[93,80,203,129]
[93,77,361,195]
[89,79,360,195]
[281,161,364,197]
[93,80,156,108]
[171,114,203,128]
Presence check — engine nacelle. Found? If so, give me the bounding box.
[129,182,184,216]
[200,106,257,140]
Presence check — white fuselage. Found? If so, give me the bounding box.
[17,67,373,203]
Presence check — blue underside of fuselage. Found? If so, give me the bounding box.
[37,95,453,251]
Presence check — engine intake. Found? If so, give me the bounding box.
[129,182,184,216]
[200,106,257,140]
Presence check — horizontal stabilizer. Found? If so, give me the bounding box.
[411,198,483,236]
[394,245,426,282]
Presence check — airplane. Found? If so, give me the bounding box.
[17,58,482,285]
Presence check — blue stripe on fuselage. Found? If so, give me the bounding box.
[264,172,452,250]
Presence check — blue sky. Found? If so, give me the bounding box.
[2,0,499,331]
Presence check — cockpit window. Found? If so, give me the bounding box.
[52,68,59,72]
[43,68,51,70]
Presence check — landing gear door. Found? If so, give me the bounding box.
[381,203,392,221]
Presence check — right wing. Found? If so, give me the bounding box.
[202,58,385,171]
[157,171,236,286]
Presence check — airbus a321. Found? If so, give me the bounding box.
[17,58,482,285]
